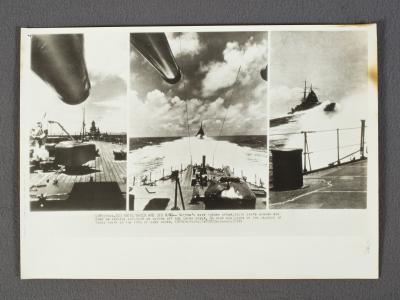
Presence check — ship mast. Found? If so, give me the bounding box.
[81,105,86,139]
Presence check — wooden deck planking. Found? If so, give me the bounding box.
[118,162,127,182]
[100,143,116,182]
[114,151,127,174]
[111,158,125,183]
[30,141,127,200]
[99,152,109,182]
[98,152,105,182]
[102,143,114,181]
[96,141,126,183]
[109,153,124,181]
[94,156,100,182]
[101,151,113,182]
[114,161,126,181]
[103,144,117,181]
[106,157,121,183]
[101,142,125,183]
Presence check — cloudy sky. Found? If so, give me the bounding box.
[129,31,268,137]
[270,31,368,118]
[28,32,128,135]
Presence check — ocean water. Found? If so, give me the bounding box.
[270,100,366,172]
[128,135,268,186]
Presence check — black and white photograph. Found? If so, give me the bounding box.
[128,31,268,210]
[18,25,378,280]
[269,31,370,209]
[27,32,128,210]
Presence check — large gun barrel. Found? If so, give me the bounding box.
[260,65,268,81]
[130,33,181,84]
[31,34,91,105]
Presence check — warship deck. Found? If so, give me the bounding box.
[270,159,367,209]
[30,141,127,210]
[131,165,267,211]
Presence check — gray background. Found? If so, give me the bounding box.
[0,0,397,298]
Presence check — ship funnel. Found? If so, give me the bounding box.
[31,34,91,105]
[130,33,181,84]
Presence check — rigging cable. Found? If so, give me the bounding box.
[179,33,192,165]
[212,66,241,166]
[184,74,192,165]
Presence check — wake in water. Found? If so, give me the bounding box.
[128,136,268,185]
[270,90,369,170]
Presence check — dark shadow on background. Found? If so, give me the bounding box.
[63,166,99,175]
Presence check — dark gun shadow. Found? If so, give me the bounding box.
[63,166,100,175]
[30,182,125,211]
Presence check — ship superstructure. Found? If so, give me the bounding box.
[289,81,321,114]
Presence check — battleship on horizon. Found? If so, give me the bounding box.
[196,122,205,139]
[289,81,321,114]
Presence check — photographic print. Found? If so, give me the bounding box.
[27,32,128,211]
[128,31,268,210]
[19,25,378,280]
[269,31,370,209]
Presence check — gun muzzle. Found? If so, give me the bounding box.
[130,33,181,84]
[31,34,91,105]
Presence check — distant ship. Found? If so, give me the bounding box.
[289,81,321,114]
[29,113,127,211]
[196,122,205,139]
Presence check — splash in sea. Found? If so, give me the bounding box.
[128,135,268,186]
[270,95,368,170]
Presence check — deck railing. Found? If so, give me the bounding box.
[270,119,367,174]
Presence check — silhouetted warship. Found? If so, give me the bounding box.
[128,33,266,210]
[29,33,128,211]
[196,122,205,139]
[29,116,127,211]
[289,81,321,114]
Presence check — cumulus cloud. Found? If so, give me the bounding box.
[129,32,268,137]
[201,37,268,97]
[129,88,267,137]
[167,32,203,57]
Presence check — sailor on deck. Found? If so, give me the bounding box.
[31,121,49,162]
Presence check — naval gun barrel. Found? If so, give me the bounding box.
[130,33,181,84]
[31,34,91,105]
[260,65,268,81]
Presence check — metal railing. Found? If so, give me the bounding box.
[270,119,367,174]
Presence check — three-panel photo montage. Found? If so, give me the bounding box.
[27,28,370,212]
